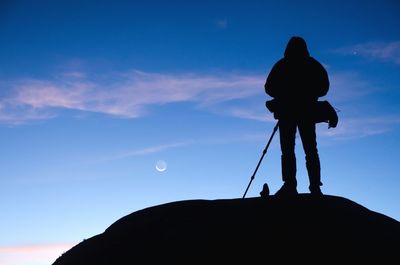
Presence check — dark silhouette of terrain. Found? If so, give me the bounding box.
[53,194,399,264]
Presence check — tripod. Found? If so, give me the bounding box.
[242,121,279,198]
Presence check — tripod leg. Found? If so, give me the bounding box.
[242,121,279,198]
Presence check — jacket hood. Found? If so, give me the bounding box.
[284,36,310,58]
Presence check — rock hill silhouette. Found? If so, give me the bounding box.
[53,194,400,264]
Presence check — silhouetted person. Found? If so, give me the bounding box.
[264,36,329,196]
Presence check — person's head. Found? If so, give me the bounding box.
[284,36,310,58]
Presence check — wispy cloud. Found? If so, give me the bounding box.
[224,107,276,122]
[326,71,377,102]
[0,104,55,125]
[335,40,400,64]
[89,130,285,163]
[2,68,397,141]
[92,141,192,163]
[319,115,400,139]
[0,243,75,265]
[1,70,263,124]
[89,113,400,164]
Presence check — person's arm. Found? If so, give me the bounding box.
[318,64,329,97]
[264,60,283,98]
[310,58,329,98]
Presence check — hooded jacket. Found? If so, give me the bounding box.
[265,37,329,120]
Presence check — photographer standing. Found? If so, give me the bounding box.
[264,36,329,196]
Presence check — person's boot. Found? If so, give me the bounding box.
[306,155,323,196]
[275,154,298,197]
[275,181,298,197]
[309,185,323,196]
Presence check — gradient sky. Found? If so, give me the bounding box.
[1,1,400,264]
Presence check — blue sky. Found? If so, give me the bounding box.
[1,0,400,264]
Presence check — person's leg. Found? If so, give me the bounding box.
[276,119,298,195]
[298,121,322,195]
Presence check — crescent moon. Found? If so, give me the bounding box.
[156,160,167,172]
